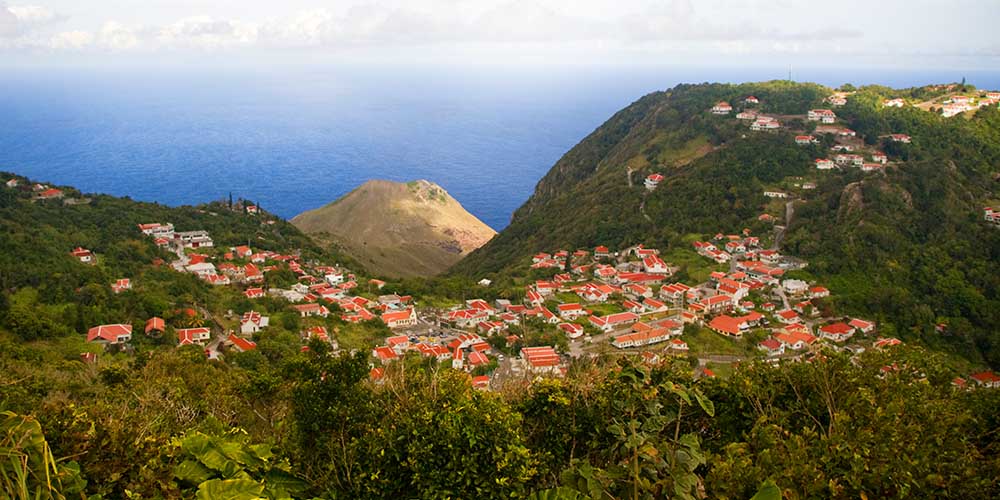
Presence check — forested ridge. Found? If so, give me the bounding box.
[454,81,1000,369]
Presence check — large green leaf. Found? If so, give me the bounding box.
[691,388,716,417]
[194,478,265,500]
[749,480,782,500]
[174,459,215,485]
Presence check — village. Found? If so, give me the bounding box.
[67,209,1000,392]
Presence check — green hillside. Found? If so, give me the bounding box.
[453,81,1000,367]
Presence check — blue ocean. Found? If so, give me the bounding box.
[2,65,998,230]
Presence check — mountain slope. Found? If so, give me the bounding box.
[292,179,496,278]
[453,81,1000,367]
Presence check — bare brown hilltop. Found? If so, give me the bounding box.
[291,179,496,278]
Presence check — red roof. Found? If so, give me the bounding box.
[970,371,1000,384]
[709,315,742,335]
[144,317,165,333]
[227,333,256,351]
[820,322,853,335]
[759,338,782,350]
[87,324,132,343]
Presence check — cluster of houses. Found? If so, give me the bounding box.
[932,92,1000,117]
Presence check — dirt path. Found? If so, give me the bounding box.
[772,200,796,250]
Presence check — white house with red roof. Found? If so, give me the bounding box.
[372,346,398,364]
[559,322,585,339]
[228,333,257,352]
[736,111,757,120]
[611,327,673,349]
[177,327,211,346]
[642,254,669,274]
[848,318,875,334]
[985,207,1000,227]
[71,247,94,263]
[758,337,785,356]
[521,346,561,374]
[645,173,664,190]
[589,312,640,332]
[240,311,269,334]
[889,134,911,143]
[244,287,265,299]
[775,309,801,324]
[382,308,417,328]
[111,278,131,294]
[795,135,817,145]
[557,303,587,320]
[818,322,854,342]
[744,96,759,104]
[87,324,133,344]
[711,101,733,114]
[293,303,330,318]
[807,109,837,123]
[969,371,1000,389]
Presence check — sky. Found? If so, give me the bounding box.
[1,0,999,69]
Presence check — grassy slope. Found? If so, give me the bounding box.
[292,179,495,278]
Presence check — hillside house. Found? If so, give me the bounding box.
[111,278,131,293]
[763,191,788,198]
[138,223,175,238]
[984,207,1000,227]
[872,152,888,164]
[37,188,64,199]
[849,318,876,334]
[819,322,854,342]
[557,303,587,320]
[521,346,561,374]
[889,134,912,143]
[758,337,785,356]
[775,309,801,324]
[711,101,733,114]
[144,317,165,336]
[382,308,418,328]
[751,117,780,131]
[175,230,214,248]
[589,312,640,332]
[969,371,1000,389]
[240,311,269,334]
[71,247,94,263]
[795,135,817,145]
[559,322,584,339]
[816,158,836,170]
[222,333,255,352]
[87,324,133,344]
[293,303,330,318]
[177,327,212,346]
[612,327,673,349]
[645,173,664,190]
[807,109,837,123]
[884,98,905,107]
[642,254,670,273]
[594,246,610,258]
[736,111,757,120]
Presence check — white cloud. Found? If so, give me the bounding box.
[157,16,258,49]
[48,29,91,49]
[97,21,140,51]
[0,0,997,66]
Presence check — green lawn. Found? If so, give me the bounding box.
[587,303,625,316]
[685,327,744,356]
[662,247,725,284]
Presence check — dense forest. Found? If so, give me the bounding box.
[1,80,999,499]
[453,81,1000,369]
